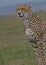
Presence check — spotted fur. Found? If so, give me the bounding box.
[16,4,46,65]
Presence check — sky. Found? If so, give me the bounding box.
[0,0,46,15]
[0,0,46,7]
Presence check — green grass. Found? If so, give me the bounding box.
[0,12,46,65]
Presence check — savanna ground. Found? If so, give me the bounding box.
[0,12,46,65]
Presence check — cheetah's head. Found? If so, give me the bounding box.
[16,4,32,18]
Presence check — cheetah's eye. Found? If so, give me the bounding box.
[17,8,18,11]
[22,8,24,10]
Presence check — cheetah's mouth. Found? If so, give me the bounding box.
[19,15,24,17]
[18,12,24,17]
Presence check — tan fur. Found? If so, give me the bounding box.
[16,4,32,13]
[16,4,46,65]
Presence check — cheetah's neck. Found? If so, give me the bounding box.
[22,13,30,28]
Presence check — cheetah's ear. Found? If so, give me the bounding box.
[29,5,32,9]
[23,4,32,9]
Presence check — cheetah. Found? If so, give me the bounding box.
[16,4,46,65]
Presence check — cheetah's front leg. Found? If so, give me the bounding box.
[37,41,46,65]
[30,42,42,65]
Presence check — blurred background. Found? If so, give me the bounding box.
[0,0,46,16]
[0,0,46,65]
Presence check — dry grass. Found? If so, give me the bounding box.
[0,12,46,65]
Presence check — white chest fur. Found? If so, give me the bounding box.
[23,18,33,36]
[25,28,34,36]
[23,16,37,42]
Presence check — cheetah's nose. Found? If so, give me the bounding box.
[18,13,21,15]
